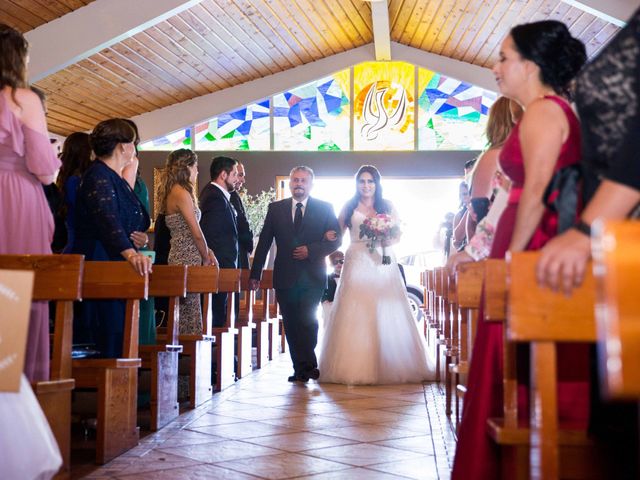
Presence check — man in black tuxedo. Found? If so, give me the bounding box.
[200,156,239,327]
[249,166,341,382]
[229,162,253,269]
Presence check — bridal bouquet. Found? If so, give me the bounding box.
[359,213,400,265]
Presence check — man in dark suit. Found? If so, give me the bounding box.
[229,162,253,269]
[200,156,239,327]
[249,166,341,382]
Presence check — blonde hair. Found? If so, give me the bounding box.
[158,149,198,214]
[485,97,517,148]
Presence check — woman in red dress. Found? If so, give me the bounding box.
[452,21,589,479]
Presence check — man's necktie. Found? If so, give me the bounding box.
[294,202,303,232]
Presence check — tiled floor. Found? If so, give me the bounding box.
[78,355,456,479]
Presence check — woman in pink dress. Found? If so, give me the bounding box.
[0,24,61,382]
[452,21,589,479]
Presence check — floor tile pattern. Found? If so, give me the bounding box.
[76,355,455,479]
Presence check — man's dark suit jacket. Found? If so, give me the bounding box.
[199,183,238,268]
[250,197,341,290]
[321,273,339,302]
[230,190,253,269]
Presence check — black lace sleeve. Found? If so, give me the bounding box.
[575,8,640,200]
[81,165,134,257]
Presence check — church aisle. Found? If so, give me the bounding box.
[79,355,454,479]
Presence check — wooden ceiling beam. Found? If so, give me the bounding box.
[370,0,392,60]
[391,41,495,91]
[561,0,639,27]
[25,0,205,82]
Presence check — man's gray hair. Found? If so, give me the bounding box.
[289,165,314,180]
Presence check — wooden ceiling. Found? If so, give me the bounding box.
[4,0,622,136]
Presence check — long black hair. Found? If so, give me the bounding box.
[343,165,390,228]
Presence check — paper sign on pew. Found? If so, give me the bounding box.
[0,269,34,392]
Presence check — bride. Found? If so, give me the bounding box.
[319,165,435,385]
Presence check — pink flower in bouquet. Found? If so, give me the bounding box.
[359,213,400,264]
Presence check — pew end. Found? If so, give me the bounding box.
[139,265,187,431]
[0,254,84,478]
[72,261,147,464]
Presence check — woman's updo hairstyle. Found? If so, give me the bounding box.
[89,118,136,158]
[511,20,586,96]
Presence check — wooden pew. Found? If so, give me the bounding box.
[235,270,254,379]
[433,267,445,383]
[425,269,437,345]
[593,220,640,399]
[0,254,84,478]
[485,253,602,479]
[139,265,186,431]
[445,269,459,416]
[72,261,147,465]
[213,268,241,391]
[179,265,218,408]
[251,270,279,368]
[508,252,601,479]
[452,261,484,427]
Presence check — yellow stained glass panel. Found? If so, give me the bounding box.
[354,61,415,151]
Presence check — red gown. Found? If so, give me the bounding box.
[452,96,590,479]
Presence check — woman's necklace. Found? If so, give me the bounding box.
[357,201,376,217]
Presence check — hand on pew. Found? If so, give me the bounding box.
[446,250,473,277]
[248,278,260,290]
[205,248,218,267]
[122,248,153,276]
[536,228,590,295]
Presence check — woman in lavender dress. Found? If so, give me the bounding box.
[0,24,61,382]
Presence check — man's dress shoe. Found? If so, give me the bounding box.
[308,368,320,380]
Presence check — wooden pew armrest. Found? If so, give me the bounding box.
[140,344,184,355]
[73,358,142,369]
[33,378,75,394]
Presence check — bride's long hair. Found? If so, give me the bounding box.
[344,165,390,228]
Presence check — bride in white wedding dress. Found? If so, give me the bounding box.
[319,165,435,385]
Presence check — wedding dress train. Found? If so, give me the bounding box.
[319,210,435,385]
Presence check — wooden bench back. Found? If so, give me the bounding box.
[456,262,484,309]
[219,269,241,329]
[507,251,596,480]
[0,254,84,301]
[508,252,596,342]
[0,254,84,380]
[82,261,148,359]
[484,259,506,322]
[593,220,640,399]
[238,269,253,320]
[185,265,219,337]
[250,270,275,321]
[149,265,187,346]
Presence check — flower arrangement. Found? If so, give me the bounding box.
[359,213,400,265]
[239,187,275,236]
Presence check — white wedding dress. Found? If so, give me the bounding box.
[319,210,436,385]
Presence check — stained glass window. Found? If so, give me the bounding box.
[353,62,415,151]
[141,62,497,152]
[139,127,192,151]
[195,101,270,151]
[273,70,350,151]
[418,68,496,151]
